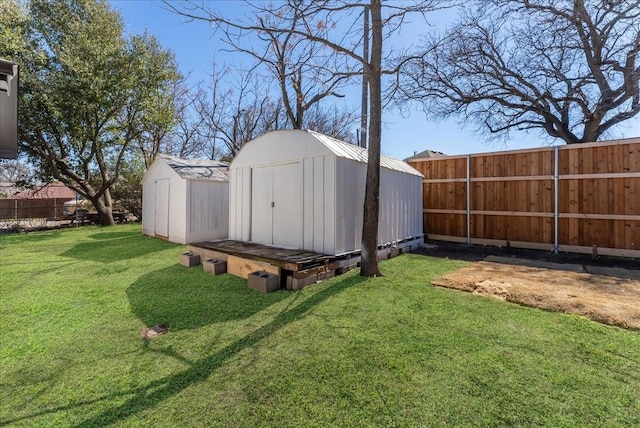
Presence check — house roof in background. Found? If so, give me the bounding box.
[159,154,229,181]
[403,149,447,161]
[8,182,76,200]
[0,182,23,198]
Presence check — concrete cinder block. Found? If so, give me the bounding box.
[248,270,280,293]
[317,269,335,281]
[335,266,354,275]
[287,273,318,291]
[388,249,401,259]
[203,258,227,275]
[180,252,201,267]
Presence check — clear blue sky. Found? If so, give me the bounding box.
[110,0,639,159]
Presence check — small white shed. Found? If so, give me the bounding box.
[141,154,229,244]
[229,129,424,256]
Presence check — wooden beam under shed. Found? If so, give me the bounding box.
[227,255,281,279]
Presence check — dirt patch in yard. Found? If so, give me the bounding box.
[432,258,640,330]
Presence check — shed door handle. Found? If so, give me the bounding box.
[271,202,275,208]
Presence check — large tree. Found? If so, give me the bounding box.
[168,0,441,276]
[400,0,640,144]
[6,0,180,225]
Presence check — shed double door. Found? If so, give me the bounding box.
[251,162,302,248]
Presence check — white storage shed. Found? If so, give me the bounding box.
[229,129,424,256]
[141,154,229,244]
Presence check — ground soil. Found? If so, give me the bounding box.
[414,242,640,330]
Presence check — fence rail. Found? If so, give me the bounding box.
[408,138,640,258]
[0,198,68,220]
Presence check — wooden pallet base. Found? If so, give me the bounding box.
[189,236,424,291]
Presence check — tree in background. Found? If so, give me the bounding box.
[7,0,180,225]
[304,104,358,143]
[400,0,640,144]
[110,154,145,220]
[180,63,357,160]
[0,1,28,55]
[194,66,284,158]
[213,7,355,131]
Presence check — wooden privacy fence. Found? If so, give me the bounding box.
[0,198,67,220]
[408,137,640,258]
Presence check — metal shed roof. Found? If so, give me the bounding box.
[159,154,229,181]
[307,130,423,177]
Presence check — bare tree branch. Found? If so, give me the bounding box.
[400,0,640,144]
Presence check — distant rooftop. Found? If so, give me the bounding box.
[404,149,447,162]
[8,182,76,200]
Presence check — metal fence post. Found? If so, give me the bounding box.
[554,146,559,254]
[467,154,471,246]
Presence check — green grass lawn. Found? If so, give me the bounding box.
[1,224,638,427]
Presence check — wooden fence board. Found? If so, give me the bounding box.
[409,138,640,256]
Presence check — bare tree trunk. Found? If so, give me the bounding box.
[360,5,369,149]
[93,198,115,226]
[360,0,382,277]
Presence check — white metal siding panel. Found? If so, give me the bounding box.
[378,169,423,245]
[229,167,250,241]
[398,173,409,240]
[379,169,396,244]
[272,162,303,248]
[220,183,230,239]
[241,167,252,241]
[348,160,366,253]
[303,157,314,250]
[335,158,365,254]
[251,166,273,244]
[378,169,392,244]
[168,176,188,244]
[324,155,336,254]
[228,168,238,240]
[312,157,325,253]
[187,181,229,243]
[335,159,345,254]
[412,175,423,238]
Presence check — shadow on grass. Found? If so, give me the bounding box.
[126,265,289,330]
[73,274,365,427]
[62,233,176,263]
